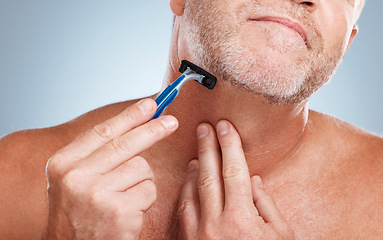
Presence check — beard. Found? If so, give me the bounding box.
[181,0,347,104]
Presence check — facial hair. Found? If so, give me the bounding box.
[181,0,347,104]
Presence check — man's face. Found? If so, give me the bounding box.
[180,0,358,104]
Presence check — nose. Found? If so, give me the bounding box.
[292,0,319,12]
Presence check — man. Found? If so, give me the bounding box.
[0,0,381,239]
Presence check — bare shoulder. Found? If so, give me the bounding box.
[0,99,139,239]
[0,127,71,238]
[308,109,383,160]
[308,110,383,237]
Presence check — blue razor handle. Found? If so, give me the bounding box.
[150,61,216,120]
[150,75,186,120]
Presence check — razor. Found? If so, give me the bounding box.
[150,60,217,120]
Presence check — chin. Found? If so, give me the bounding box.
[181,2,343,105]
[215,41,313,104]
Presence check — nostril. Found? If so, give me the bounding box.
[303,2,314,6]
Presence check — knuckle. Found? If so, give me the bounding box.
[92,122,114,142]
[198,144,212,156]
[45,154,62,177]
[120,108,136,122]
[222,163,244,179]
[111,136,134,153]
[220,139,234,149]
[61,169,84,192]
[177,200,193,215]
[46,152,75,181]
[119,109,141,129]
[89,188,106,206]
[198,173,218,190]
[146,122,163,137]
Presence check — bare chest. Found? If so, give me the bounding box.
[138,160,186,240]
[138,173,382,240]
[262,175,383,239]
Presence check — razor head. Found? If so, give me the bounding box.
[179,60,217,90]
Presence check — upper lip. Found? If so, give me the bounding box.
[249,16,309,48]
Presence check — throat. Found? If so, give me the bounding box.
[156,77,309,178]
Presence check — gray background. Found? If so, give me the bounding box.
[0,1,382,137]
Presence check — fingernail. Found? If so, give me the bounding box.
[160,116,177,130]
[138,99,154,114]
[187,161,197,172]
[197,125,209,139]
[217,121,230,136]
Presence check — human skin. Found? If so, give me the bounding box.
[178,122,295,239]
[1,0,383,239]
[41,99,179,239]
[175,0,358,103]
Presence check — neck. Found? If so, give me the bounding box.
[155,58,309,177]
